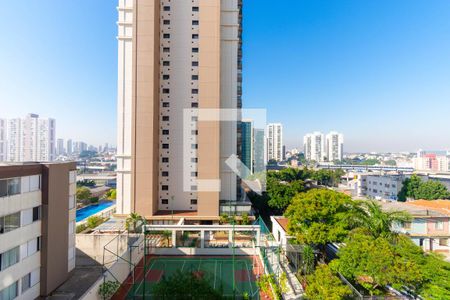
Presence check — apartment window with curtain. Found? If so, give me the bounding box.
[0,281,18,300]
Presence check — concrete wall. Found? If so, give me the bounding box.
[76,234,130,264]
[79,235,144,300]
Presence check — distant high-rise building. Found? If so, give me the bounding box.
[7,114,56,162]
[253,128,265,173]
[267,123,283,162]
[79,142,87,153]
[241,120,253,177]
[103,143,109,153]
[0,119,6,161]
[304,132,326,162]
[66,139,73,155]
[326,131,344,162]
[57,138,65,156]
[414,150,449,172]
[116,0,244,220]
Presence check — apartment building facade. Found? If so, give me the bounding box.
[116,0,244,221]
[253,128,265,174]
[326,131,344,162]
[0,162,76,299]
[347,172,405,201]
[303,131,325,162]
[7,114,56,163]
[0,119,6,162]
[241,120,253,177]
[266,123,283,162]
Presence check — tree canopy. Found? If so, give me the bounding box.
[398,175,450,201]
[76,186,91,200]
[305,264,352,300]
[330,231,423,295]
[285,189,355,246]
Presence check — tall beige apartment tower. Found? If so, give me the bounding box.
[116,0,244,222]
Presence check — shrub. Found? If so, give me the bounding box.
[86,216,104,229]
[98,280,120,299]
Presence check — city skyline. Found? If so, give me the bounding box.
[1,1,450,152]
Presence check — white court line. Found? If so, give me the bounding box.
[180,260,186,272]
[135,259,157,295]
[245,260,254,296]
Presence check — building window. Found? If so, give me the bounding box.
[162,102,170,108]
[163,61,170,67]
[32,206,40,222]
[162,171,169,177]
[192,61,198,67]
[192,7,199,12]
[163,6,170,11]
[191,103,198,108]
[0,212,20,234]
[192,34,199,39]
[162,116,169,121]
[0,178,21,197]
[163,88,170,94]
[163,33,170,39]
[191,130,198,135]
[191,158,198,163]
[163,47,170,53]
[162,185,169,191]
[191,144,198,149]
[162,130,169,135]
[0,281,18,300]
[192,75,198,80]
[0,246,20,271]
[162,199,169,205]
[191,185,197,191]
[191,172,198,177]
[435,221,444,230]
[190,199,197,205]
[163,75,170,80]
[192,20,199,26]
[192,48,199,53]
[191,116,198,122]
[163,20,170,25]
[439,238,448,246]
[162,157,169,163]
[162,144,169,149]
[192,89,198,94]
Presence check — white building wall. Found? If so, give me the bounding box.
[304,132,325,162]
[267,123,283,162]
[326,131,344,162]
[116,0,134,215]
[0,119,6,162]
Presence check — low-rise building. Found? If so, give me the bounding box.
[347,172,406,201]
[381,200,450,255]
[0,162,76,299]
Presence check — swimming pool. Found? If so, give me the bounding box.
[76,201,115,222]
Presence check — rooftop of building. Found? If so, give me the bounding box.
[379,200,450,217]
[272,216,289,233]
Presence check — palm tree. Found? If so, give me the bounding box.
[162,230,172,247]
[125,213,144,233]
[352,200,411,239]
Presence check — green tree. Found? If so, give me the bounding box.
[126,213,144,233]
[330,231,423,295]
[76,186,91,201]
[352,200,411,239]
[300,245,315,276]
[267,177,306,213]
[86,216,104,229]
[152,270,223,299]
[105,188,117,200]
[415,180,450,200]
[398,175,450,201]
[419,253,450,299]
[305,264,352,300]
[285,190,355,246]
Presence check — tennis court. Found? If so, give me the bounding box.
[125,256,261,299]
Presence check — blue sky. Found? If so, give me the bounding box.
[1,1,450,152]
